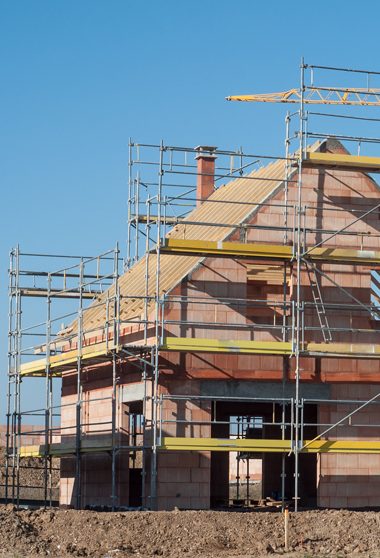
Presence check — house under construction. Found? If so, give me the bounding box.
[6,61,380,511]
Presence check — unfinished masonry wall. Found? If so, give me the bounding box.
[318,383,380,508]
[162,158,380,380]
[250,162,380,347]
[60,367,133,508]
[144,379,211,511]
[58,144,380,510]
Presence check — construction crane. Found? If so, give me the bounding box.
[226,86,380,106]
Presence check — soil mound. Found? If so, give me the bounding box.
[0,507,380,557]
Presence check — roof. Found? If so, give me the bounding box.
[78,152,301,338]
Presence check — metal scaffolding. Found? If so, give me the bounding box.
[6,60,380,511]
[5,246,125,507]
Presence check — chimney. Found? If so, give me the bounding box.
[195,145,217,206]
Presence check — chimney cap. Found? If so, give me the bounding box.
[194,145,218,159]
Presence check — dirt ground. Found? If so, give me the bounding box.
[1,507,380,557]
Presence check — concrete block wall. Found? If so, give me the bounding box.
[160,348,289,382]
[163,256,249,342]
[318,453,380,508]
[318,383,380,508]
[251,162,380,336]
[60,374,115,447]
[159,152,380,383]
[60,452,129,508]
[60,457,75,507]
[156,450,210,510]
[60,372,133,508]
[248,165,372,247]
[143,380,211,510]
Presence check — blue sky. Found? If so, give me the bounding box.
[1,0,380,420]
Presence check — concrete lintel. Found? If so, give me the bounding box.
[200,380,330,401]
[120,382,145,403]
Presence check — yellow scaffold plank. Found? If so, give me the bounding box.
[19,445,46,458]
[304,152,380,172]
[19,440,113,457]
[20,341,118,377]
[161,437,380,454]
[161,438,290,452]
[161,337,293,355]
[162,337,380,358]
[21,337,380,377]
[161,239,380,265]
[161,239,293,260]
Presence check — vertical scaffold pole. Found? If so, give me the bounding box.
[150,140,164,509]
[144,197,151,345]
[141,360,147,508]
[127,139,133,269]
[111,243,120,511]
[6,249,16,503]
[14,245,22,507]
[284,111,290,246]
[44,272,52,506]
[75,258,84,509]
[141,197,151,507]
[282,110,292,509]
[294,57,306,512]
[135,172,140,263]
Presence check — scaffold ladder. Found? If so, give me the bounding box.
[307,264,332,343]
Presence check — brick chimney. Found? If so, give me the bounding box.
[195,146,217,206]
